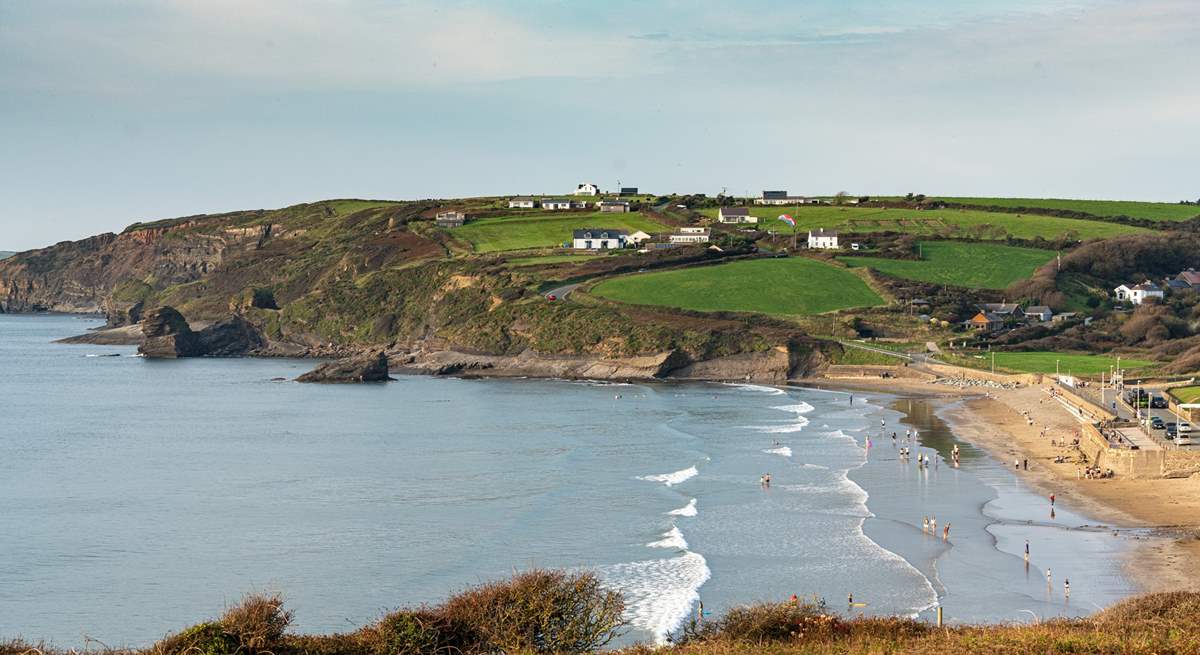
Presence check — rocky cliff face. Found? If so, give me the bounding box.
[0,222,231,314]
[138,306,266,358]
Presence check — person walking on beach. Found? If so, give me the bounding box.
[943,523,950,541]
[923,516,929,534]
[1050,493,1056,506]
[1064,578,1070,598]
[930,517,937,533]
[1024,540,1030,563]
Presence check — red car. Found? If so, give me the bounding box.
[546,294,557,301]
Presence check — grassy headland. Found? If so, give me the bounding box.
[935,197,1200,222]
[839,241,1055,290]
[454,211,669,252]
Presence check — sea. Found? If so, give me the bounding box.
[0,314,1138,646]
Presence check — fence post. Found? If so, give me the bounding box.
[937,606,943,627]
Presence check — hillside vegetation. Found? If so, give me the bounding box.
[937,196,1200,222]
[700,206,1143,240]
[5,572,1198,655]
[455,211,668,252]
[591,258,884,316]
[840,241,1054,290]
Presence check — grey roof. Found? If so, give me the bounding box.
[598,200,630,205]
[762,190,789,199]
[981,302,1021,313]
[720,206,750,216]
[573,228,628,239]
[1131,281,1162,291]
[542,198,571,203]
[1166,278,1192,288]
[1026,306,1052,315]
[511,197,535,202]
[620,187,638,193]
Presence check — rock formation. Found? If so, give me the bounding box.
[296,351,391,383]
[138,306,266,358]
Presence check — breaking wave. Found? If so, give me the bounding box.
[639,466,699,487]
[668,498,698,516]
[646,525,688,550]
[597,552,711,644]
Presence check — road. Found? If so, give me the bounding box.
[1079,382,1195,449]
[543,282,581,300]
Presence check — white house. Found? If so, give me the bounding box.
[508,197,536,209]
[574,183,600,196]
[807,228,839,249]
[434,210,466,228]
[598,200,630,213]
[1114,282,1164,305]
[541,198,574,210]
[573,228,627,250]
[717,207,757,224]
[1025,306,1053,322]
[755,190,823,206]
[627,230,652,245]
[669,227,711,244]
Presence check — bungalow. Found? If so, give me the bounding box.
[755,190,823,206]
[434,210,466,228]
[1114,282,1164,305]
[627,230,652,245]
[807,228,839,249]
[508,197,536,209]
[572,228,627,250]
[574,183,600,196]
[571,200,590,210]
[718,207,757,224]
[541,198,574,210]
[669,227,711,244]
[965,311,1004,331]
[619,187,639,196]
[598,200,630,213]
[1025,305,1053,322]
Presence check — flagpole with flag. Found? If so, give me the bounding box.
[777,214,796,251]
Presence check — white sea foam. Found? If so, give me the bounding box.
[728,383,786,396]
[647,525,689,550]
[798,462,829,470]
[774,401,816,415]
[639,466,698,487]
[763,446,793,457]
[597,552,711,644]
[668,498,698,516]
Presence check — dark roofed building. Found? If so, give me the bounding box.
[572,228,628,250]
[619,187,638,196]
[762,190,789,200]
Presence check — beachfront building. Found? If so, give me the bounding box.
[574,183,600,196]
[598,200,630,213]
[541,198,574,210]
[807,228,839,249]
[669,227,711,244]
[1114,282,1164,305]
[434,210,466,228]
[717,207,757,224]
[508,197,536,209]
[572,228,627,250]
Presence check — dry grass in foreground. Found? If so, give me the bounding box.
[3,571,1199,655]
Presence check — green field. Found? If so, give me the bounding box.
[700,206,1144,240]
[936,197,1200,222]
[989,352,1155,376]
[1169,386,1200,405]
[591,257,884,316]
[840,241,1054,290]
[454,212,668,253]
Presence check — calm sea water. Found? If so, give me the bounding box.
[0,315,1136,646]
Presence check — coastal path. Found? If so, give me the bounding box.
[543,282,581,300]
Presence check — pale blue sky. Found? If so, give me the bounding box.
[1,0,1197,250]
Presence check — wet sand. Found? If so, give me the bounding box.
[805,376,1200,595]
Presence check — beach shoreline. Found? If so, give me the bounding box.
[801,376,1200,597]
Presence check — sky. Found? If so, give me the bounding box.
[1,0,1198,250]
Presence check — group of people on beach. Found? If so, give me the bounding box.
[921,516,950,541]
[759,473,772,487]
[1077,466,1114,479]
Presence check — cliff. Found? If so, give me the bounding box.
[0,198,829,377]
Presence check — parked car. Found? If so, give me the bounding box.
[1179,421,1192,433]
[1166,423,1178,439]
[1150,416,1165,430]
[1150,395,1168,409]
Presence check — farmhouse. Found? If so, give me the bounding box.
[541,198,574,210]
[1114,282,1164,305]
[718,207,757,224]
[574,183,600,196]
[572,228,627,250]
[434,210,466,228]
[807,228,839,249]
[508,197,536,209]
[598,200,630,213]
[669,227,711,244]
[981,303,1025,320]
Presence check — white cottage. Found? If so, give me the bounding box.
[508,197,536,209]
[541,198,574,210]
[574,183,600,196]
[669,227,711,244]
[573,228,627,250]
[717,207,757,224]
[807,228,839,249]
[1114,282,1164,305]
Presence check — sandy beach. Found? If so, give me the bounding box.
[807,376,1200,595]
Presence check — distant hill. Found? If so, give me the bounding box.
[0,251,14,260]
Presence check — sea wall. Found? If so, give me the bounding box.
[822,364,937,380]
[1084,422,1200,479]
